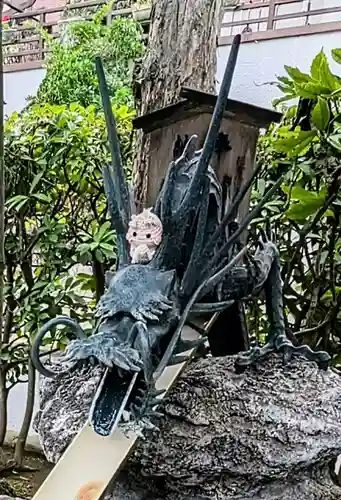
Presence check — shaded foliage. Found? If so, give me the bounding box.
[0,102,134,458]
[35,8,144,108]
[250,48,341,361]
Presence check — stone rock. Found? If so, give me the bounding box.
[33,363,103,462]
[34,355,341,499]
[0,479,23,500]
[0,497,23,500]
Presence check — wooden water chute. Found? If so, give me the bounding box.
[133,89,282,356]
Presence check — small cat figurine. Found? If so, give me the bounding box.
[126,208,163,264]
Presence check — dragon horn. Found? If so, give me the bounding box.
[173,34,241,224]
[193,34,241,180]
[96,57,131,266]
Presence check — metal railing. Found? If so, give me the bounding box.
[4,0,341,70]
[3,0,134,72]
[219,0,341,45]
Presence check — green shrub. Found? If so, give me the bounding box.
[5,101,134,325]
[0,4,142,460]
[252,48,341,360]
[35,14,144,108]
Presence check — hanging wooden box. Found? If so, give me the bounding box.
[133,87,281,222]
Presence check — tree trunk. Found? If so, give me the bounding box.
[0,2,7,450]
[14,360,36,466]
[133,0,223,211]
[0,379,8,446]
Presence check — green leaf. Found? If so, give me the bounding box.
[100,242,116,258]
[284,65,311,83]
[332,48,341,65]
[272,94,297,107]
[77,243,92,255]
[100,242,114,252]
[327,134,341,152]
[294,81,331,98]
[285,202,333,221]
[6,195,29,211]
[274,130,316,157]
[311,97,330,131]
[33,193,50,203]
[95,221,112,242]
[76,272,93,280]
[311,50,329,81]
[257,178,266,197]
[310,50,341,92]
[29,171,45,194]
[277,76,293,86]
[282,184,325,201]
[65,276,74,289]
[282,185,333,221]
[95,249,104,263]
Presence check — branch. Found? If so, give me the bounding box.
[295,318,330,338]
[283,167,341,290]
[3,254,15,344]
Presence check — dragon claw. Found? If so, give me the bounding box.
[235,333,331,371]
[64,333,143,372]
[127,383,167,431]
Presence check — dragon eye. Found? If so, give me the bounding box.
[133,232,137,237]
[146,234,151,239]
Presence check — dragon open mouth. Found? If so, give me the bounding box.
[89,368,139,436]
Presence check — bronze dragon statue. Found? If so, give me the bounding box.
[31,35,330,436]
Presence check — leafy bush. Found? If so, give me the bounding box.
[1,101,134,460]
[0,4,143,466]
[5,101,134,333]
[35,11,144,108]
[252,48,341,360]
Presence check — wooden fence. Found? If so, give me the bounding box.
[220,0,341,45]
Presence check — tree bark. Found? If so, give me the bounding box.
[0,2,7,450]
[0,380,8,446]
[133,0,223,211]
[14,360,36,466]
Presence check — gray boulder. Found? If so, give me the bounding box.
[0,497,23,500]
[34,355,341,499]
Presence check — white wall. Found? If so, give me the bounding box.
[6,31,341,121]
[4,68,45,117]
[217,31,341,109]
[3,68,46,441]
